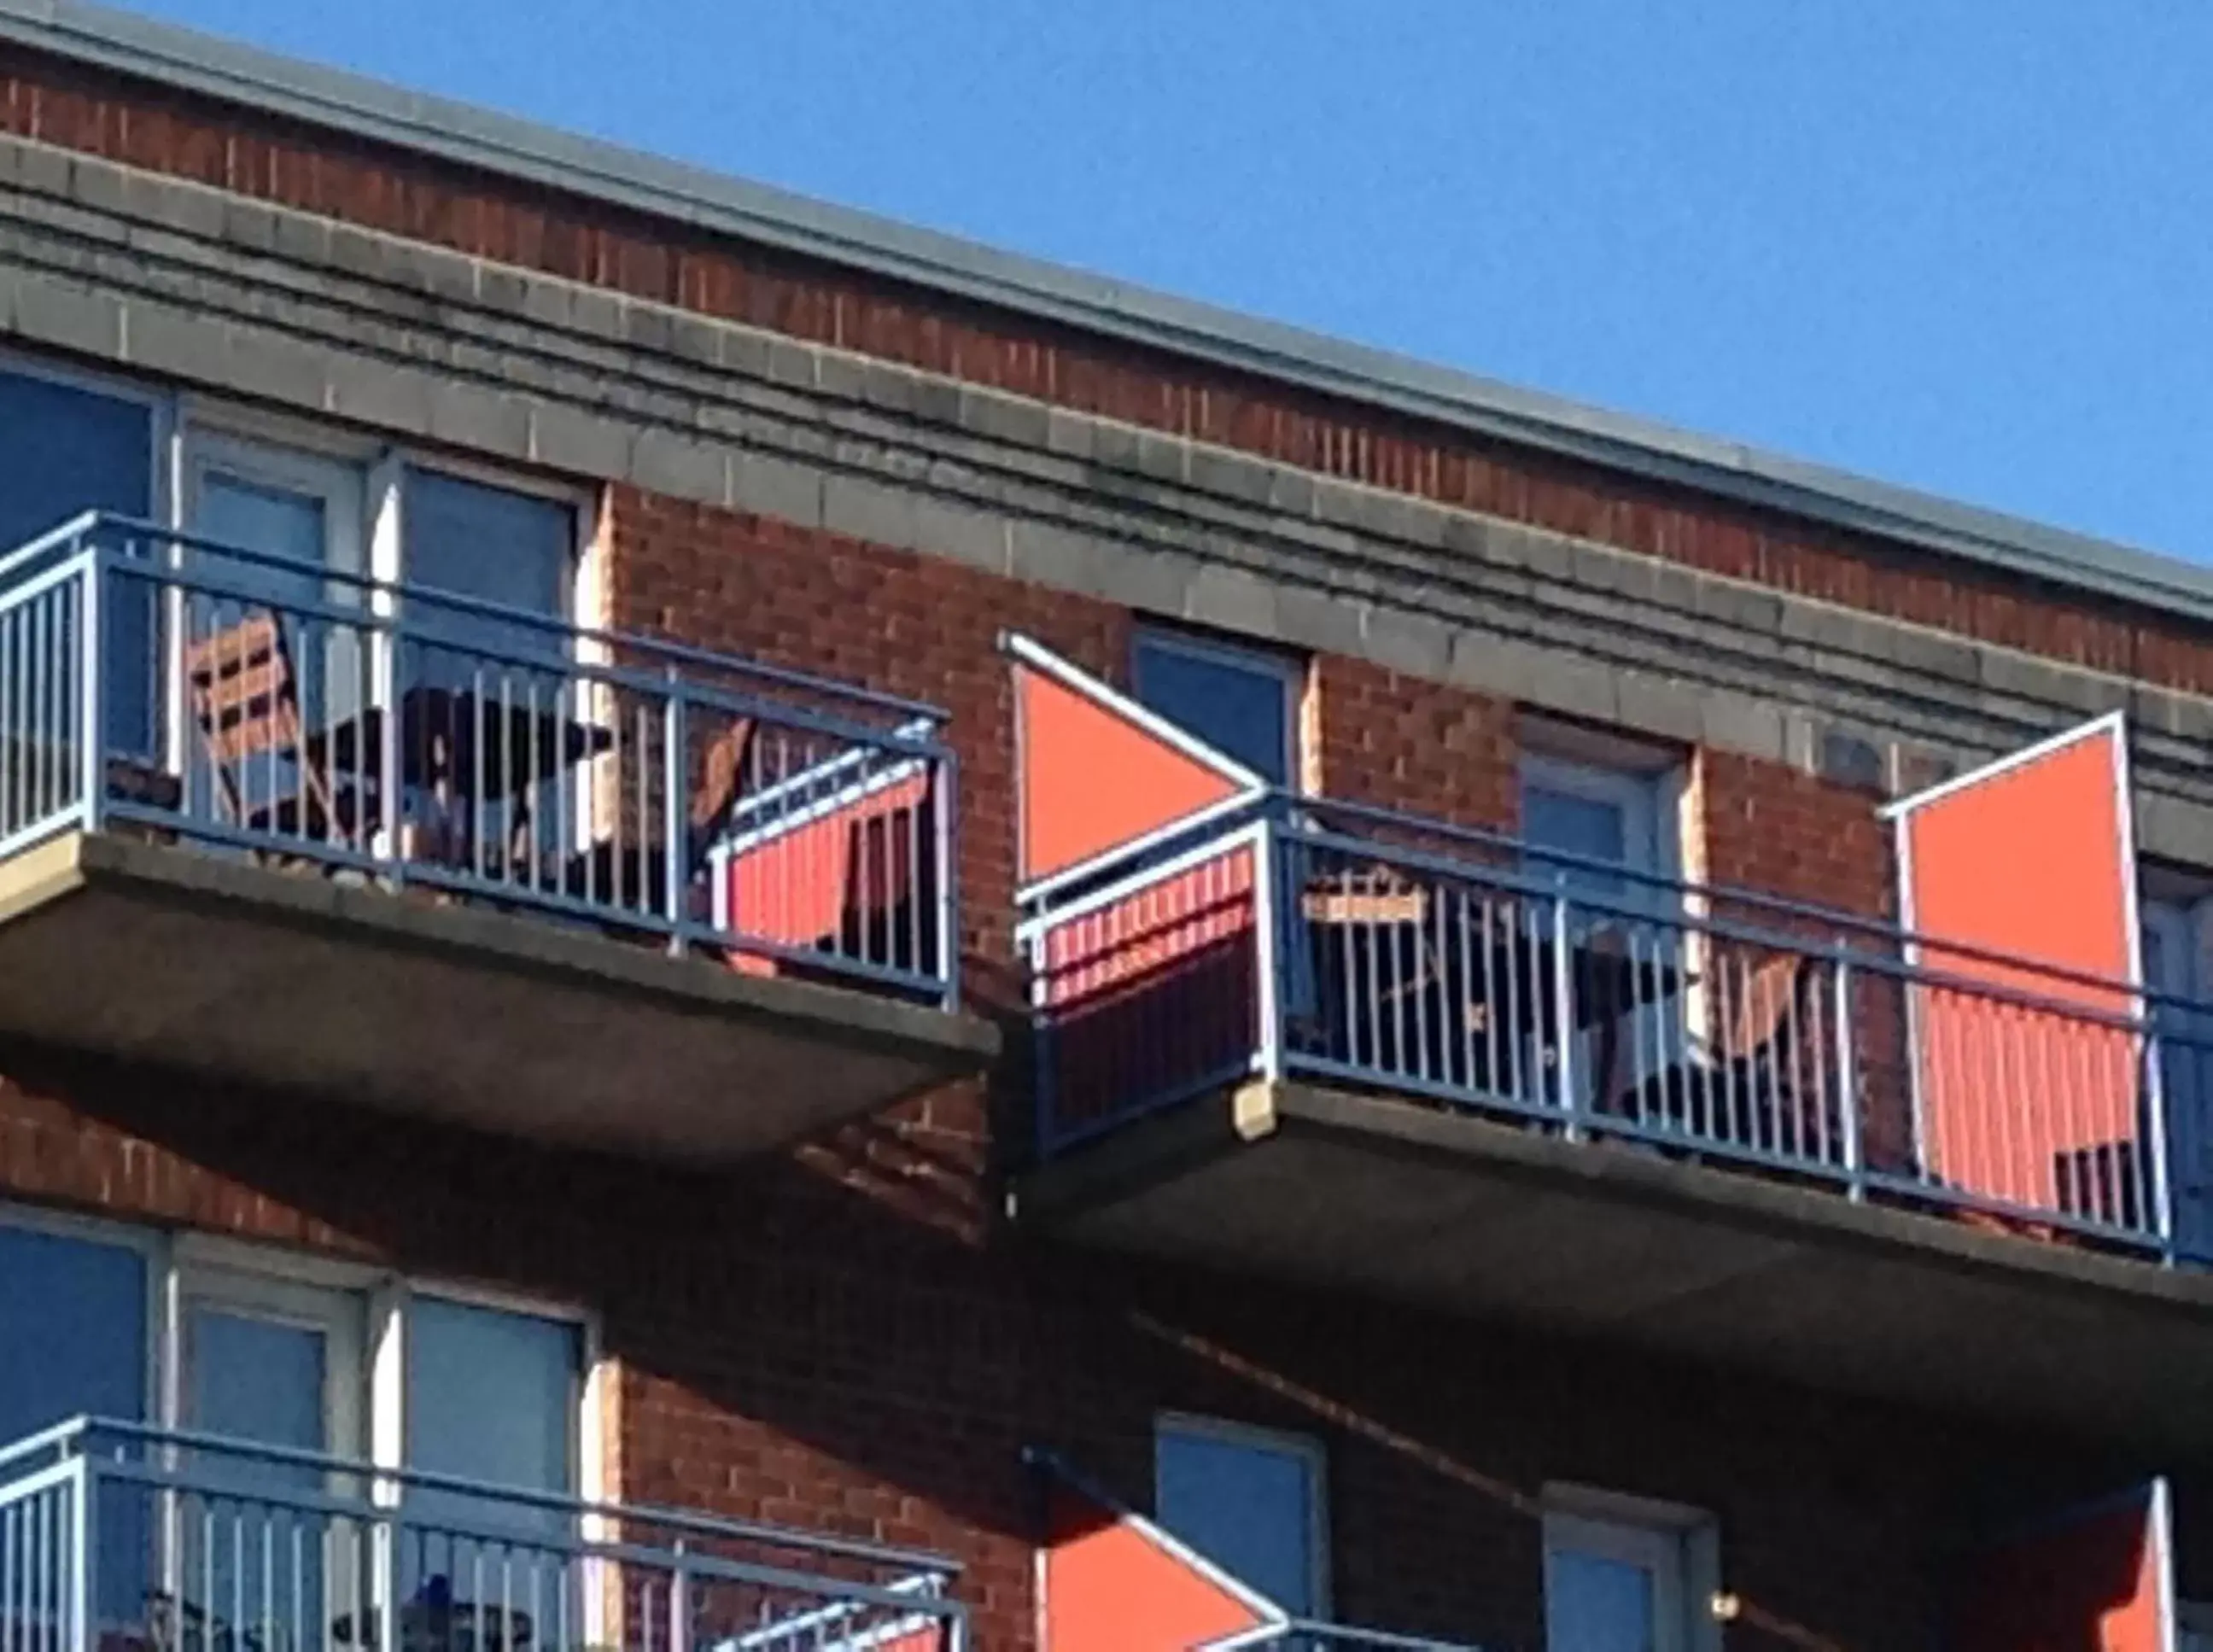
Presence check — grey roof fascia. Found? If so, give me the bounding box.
[3,0,2210,628]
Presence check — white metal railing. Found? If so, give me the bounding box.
[1021,794,2209,1258]
[0,1419,966,1652]
[0,513,959,1007]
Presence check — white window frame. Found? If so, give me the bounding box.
[1153,1410,1330,1620]
[1542,1486,1720,1652]
[1131,626,1305,791]
[0,1205,599,1500]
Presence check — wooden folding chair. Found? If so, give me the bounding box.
[184,614,351,849]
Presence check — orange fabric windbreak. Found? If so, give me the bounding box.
[724,768,931,962]
[1955,1485,2170,1652]
[1899,722,2143,1222]
[1040,1480,1270,1652]
[1017,661,1243,884]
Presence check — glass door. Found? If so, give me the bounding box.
[172,1270,365,1652]
[178,436,366,851]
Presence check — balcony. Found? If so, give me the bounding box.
[0,1417,965,1652]
[1013,788,2213,1451]
[0,515,996,1159]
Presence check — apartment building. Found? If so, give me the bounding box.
[0,4,2210,1649]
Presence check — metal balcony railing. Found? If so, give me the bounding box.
[0,1418,966,1652]
[1020,793,2213,1258]
[0,514,958,1007]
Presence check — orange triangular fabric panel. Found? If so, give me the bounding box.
[1017,657,1244,884]
[1953,1481,2171,1652]
[1039,1480,1271,1652]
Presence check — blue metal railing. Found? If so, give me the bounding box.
[0,513,961,1008]
[1020,792,2213,1259]
[0,1418,966,1652]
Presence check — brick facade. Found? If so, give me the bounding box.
[0,24,2208,1652]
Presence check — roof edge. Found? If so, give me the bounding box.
[5,0,2212,627]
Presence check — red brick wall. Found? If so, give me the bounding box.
[4,42,2210,698]
[1306,655,1519,831]
[1695,750,1894,921]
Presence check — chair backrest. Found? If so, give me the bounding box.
[185,613,304,765]
[692,716,757,833]
[1725,951,1816,1058]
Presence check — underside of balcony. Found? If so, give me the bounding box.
[1017,1076,2213,1456]
[0,830,997,1159]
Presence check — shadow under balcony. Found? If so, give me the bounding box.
[1013,797,2213,1454]
[0,514,996,1160]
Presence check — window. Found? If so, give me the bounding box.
[0,1221,147,1439]
[1519,752,1672,904]
[0,364,160,755]
[1543,1494,1717,1652]
[2141,877,2213,1257]
[1132,629,1301,787]
[1154,1415,1327,1616]
[401,467,574,673]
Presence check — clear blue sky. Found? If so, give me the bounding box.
[126,1,2213,566]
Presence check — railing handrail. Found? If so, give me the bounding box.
[3,511,947,731]
[20,1416,961,1579]
[1022,787,2201,1030]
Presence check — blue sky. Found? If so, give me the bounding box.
[126,1,2213,565]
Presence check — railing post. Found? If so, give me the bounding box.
[935,746,961,1011]
[1253,820,1283,1084]
[2144,1001,2176,1258]
[77,546,102,837]
[1552,889,1579,1141]
[668,1539,691,1652]
[663,676,686,956]
[67,1453,94,1652]
[381,607,405,888]
[1833,954,1862,1198]
[941,1597,968,1652]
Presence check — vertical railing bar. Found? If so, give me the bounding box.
[1553,891,1579,1139]
[663,681,685,954]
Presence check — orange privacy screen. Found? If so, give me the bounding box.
[1039,1480,1270,1652]
[1897,721,2143,1223]
[1015,657,1244,885]
[1954,1483,2171,1652]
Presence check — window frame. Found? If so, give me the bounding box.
[1153,1410,1331,1620]
[1130,625,1305,791]
[0,1203,599,1502]
[1541,1486,1720,1652]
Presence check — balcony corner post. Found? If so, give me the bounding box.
[669,1538,691,1652]
[1253,819,1285,1084]
[67,1451,94,1652]
[1833,953,1863,1200]
[1551,890,1580,1141]
[662,679,686,957]
[936,744,961,1012]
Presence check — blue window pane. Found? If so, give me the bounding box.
[1132,637,1293,786]
[1544,1549,1655,1652]
[406,1297,576,1492]
[0,1224,144,1436]
[403,470,570,674]
[0,1225,149,1626]
[1155,1426,1317,1614]
[1522,785,1631,902]
[404,1296,578,1618]
[0,371,156,756]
